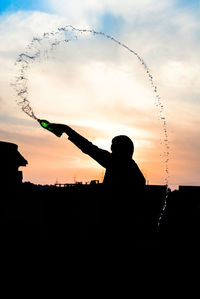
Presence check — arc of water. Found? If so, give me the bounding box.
[13,25,170,227]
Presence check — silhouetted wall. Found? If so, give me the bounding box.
[0,141,27,189]
[1,181,200,246]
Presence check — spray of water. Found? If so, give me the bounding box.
[13,25,170,227]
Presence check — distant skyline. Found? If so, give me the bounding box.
[0,0,200,189]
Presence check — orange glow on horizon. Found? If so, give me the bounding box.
[0,4,200,190]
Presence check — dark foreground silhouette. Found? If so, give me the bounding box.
[1,140,200,247]
[1,182,200,247]
[41,122,147,240]
[0,182,165,244]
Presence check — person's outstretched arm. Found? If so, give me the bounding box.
[50,123,110,168]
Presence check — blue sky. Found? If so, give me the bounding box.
[177,0,200,9]
[1,0,199,24]
[0,0,199,36]
[0,0,48,14]
[100,13,124,35]
[0,0,124,35]
[0,0,199,13]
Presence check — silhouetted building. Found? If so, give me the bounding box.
[0,141,28,188]
[179,185,200,193]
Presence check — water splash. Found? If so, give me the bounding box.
[13,25,170,226]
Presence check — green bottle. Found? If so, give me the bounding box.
[37,119,62,137]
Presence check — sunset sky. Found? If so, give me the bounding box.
[0,0,200,189]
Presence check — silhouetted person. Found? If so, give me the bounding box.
[49,123,146,190]
[45,122,146,240]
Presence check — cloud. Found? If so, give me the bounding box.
[47,0,174,25]
[0,1,200,187]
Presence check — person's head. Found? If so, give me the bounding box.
[111,135,134,159]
